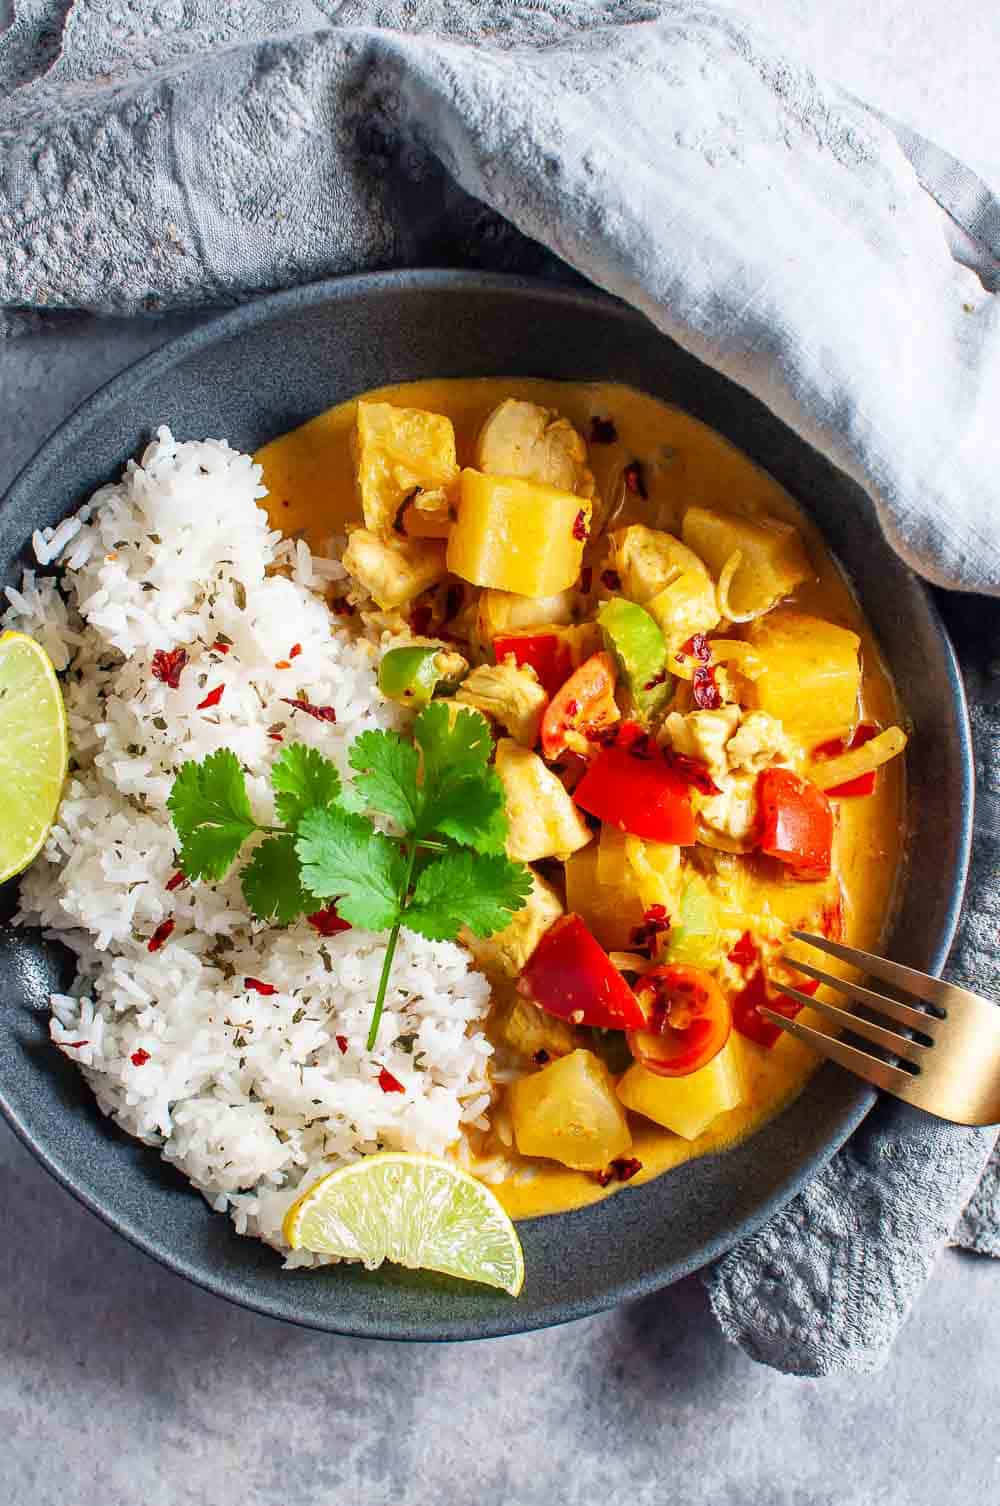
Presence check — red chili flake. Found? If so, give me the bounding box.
[63,1040,89,1049]
[196,684,225,710]
[626,731,656,760]
[623,461,648,499]
[211,639,231,655]
[643,669,668,692]
[533,1049,551,1066]
[572,509,589,542]
[307,904,352,936]
[589,416,618,445]
[580,566,593,594]
[564,698,580,718]
[728,931,757,968]
[336,1035,349,1054]
[821,895,845,941]
[601,569,622,591]
[274,660,291,670]
[289,643,303,659]
[692,664,722,710]
[594,1156,643,1187]
[130,1048,151,1067]
[268,732,284,743]
[331,596,355,616]
[245,977,277,996]
[409,604,433,636]
[165,870,188,893]
[610,720,645,750]
[662,750,720,795]
[151,647,188,689]
[680,632,712,662]
[630,903,672,954]
[378,1067,405,1094]
[281,697,337,724]
[147,919,175,953]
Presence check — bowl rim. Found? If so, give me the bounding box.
[0,269,975,1340]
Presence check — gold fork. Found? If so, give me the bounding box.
[761,932,1000,1126]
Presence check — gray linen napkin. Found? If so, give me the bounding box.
[2,0,999,1375]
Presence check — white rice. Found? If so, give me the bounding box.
[2,427,499,1265]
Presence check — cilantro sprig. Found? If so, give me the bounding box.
[167,709,531,1048]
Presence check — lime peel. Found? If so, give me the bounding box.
[283,1151,524,1296]
[0,632,68,884]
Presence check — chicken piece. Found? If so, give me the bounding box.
[354,401,459,536]
[725,711,792,773]
[607,524,707,605]
[454,661,549,747]
[477,587,576,645]
[697,774,759,846]
[495,738,593,862]
[463,869,563,977]
[645,569,721,657]
[341,529,448,611]
[492,995,581,1061]
[476,399,595,499]
[662,706,741,785]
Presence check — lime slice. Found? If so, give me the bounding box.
[283,1152,525,1296]
[0,631,68,884]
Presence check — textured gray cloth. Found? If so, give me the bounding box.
[1,0,999,1375]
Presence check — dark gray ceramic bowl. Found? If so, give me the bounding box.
[0,272,973,1340]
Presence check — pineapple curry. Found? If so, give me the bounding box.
[257,379,907,1220]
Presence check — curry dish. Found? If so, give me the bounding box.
[257,378,907,1220]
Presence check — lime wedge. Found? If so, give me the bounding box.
[283,1152,525,1296]
[0,631,68,884]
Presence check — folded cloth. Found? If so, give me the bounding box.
[2,0,999,1374]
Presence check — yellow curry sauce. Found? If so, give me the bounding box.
[256,379,905,1221]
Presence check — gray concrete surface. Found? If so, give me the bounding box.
[2,6,999,1504]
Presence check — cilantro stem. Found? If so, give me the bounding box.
[366,839,419,1051]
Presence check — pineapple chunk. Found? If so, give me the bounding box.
[354,401,459,535]
[477,588,576,644]
[508,1049,633,1170]
[448,470,590,597]
[493,995,580,1059]
[454,661,548,746]
[462,869,563,977]
[682,505,812,618]
[617,1039,743,1139]
[746,609,861,746]
[564,843,644,951]
[476,399,595,498]
[341,529,447,611]
[607,524,706,605]
[495,738,593,862]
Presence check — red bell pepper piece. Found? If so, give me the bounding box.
[733,966,819,1049]
[574,744,696,844]
[626,964,732,1077]
[757,768,833,879]
[494,631,575,700]
[520,914,645,1031]
[814,721,879,798]
[540,651,619,759]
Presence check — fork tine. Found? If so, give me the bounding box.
[791,932,953,1011]
[772,983,929,1063]
[758,1007,917,1095]
[779,957,939,1036]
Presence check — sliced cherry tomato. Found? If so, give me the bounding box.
[494,631,575,699]
[814,721,879,797]
[520,913,645,1031]
[732,965,818,1048]
[540,651,619,760]
[626,964,732,1077]
[757,768,833,879]
[573,744,696,844]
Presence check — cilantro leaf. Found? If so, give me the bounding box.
[404,850,533,940]
[348,729,420,832]
[295,807,405,931]
[424,768,508,854]
[414,703,491,793]
[271,743,342,829]
[167,749,258,881]
[241,835,314,925]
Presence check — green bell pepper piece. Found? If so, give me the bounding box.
[378,646,445,707]
[597,596,670,718]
